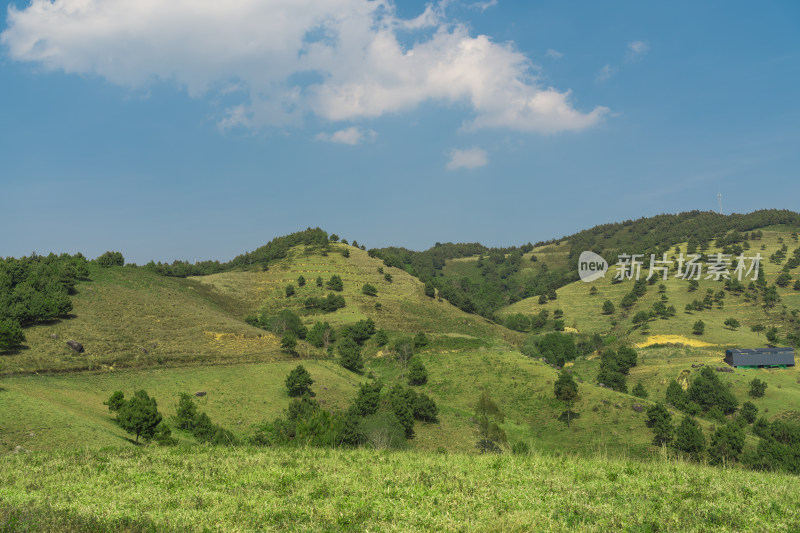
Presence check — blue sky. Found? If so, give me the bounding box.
[1,0,798,264]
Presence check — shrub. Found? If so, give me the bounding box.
[359,412,407,450]
[95,251,124,267]
[362,284,378,296]
[174,393,198,430]
[285,365,314,397]
[326,275,344,291]
[115,390,162,443]
[749,378,767,398]
[407,357,428,386]
[0,319,25,351]
[632,382,648,399]
[338,337,364,372]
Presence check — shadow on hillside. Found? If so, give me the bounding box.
[1,345,30,356]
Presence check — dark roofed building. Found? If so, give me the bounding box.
[725,348,795,368]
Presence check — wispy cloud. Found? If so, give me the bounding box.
[545,49,564,59]
[315,127,376,145]
[1,0,607,135]
[595,64,618,83]
[626,41,649,62]
[470,0,498,12]
[447,147,488,170]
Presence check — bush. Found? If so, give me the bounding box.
[359,412,407,450]
[709,423,745,465]
[375,329,389,346]
[522,332,576,367]
[285,285,295,297]
[674,416,705,459]
[115,390,162,443]
[0,319,25,351]
[687,367,738,414]
[632,382,648,399]
[95,251,124,267]
[511,441,530,455]
[412,392,439,422]
[307,322,335,349]
[286,365,314,397]
[413,332,429,348]
[326,275,343,291]
[749,378,767,398]
[338,337,363,372]
[174,393,198,430]
[740,401,758,424]
[361,284,378,296]
[407,357,428,386]
[280,334,297,354]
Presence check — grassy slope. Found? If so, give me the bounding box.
[192,243,519,344]
[500,229,800,346]
[1,446,798,532]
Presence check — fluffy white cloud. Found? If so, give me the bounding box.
[315,126,376,145]
[447,147,488,170]
[626,41,649,61]
[2,0,607,133]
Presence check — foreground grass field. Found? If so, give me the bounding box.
[1,446,798,532]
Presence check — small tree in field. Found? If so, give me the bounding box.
[338,337,364,372]
[554,370,579,427]
[281,333,297,354]
[724,318,740,331]
[297,275,306,287]
[692,320,705,335]
[285,365,314,397]
[751,324,765,336]
[474,390,506,452]
[749,378,767,398]
[361,284,378,296]
[0,320,25,352]
[674,416,705,459]
[407,357,428,386]
[116,390,162,443]
[602,300,615,315]
[632,382,648,399]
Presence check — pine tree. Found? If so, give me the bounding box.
[116,390,162,443]
[554,370,579,427]
[285,365,314,397]
[674,416,705,459]
[407,357,428,386]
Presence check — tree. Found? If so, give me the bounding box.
[375,329,389,346]
[95,251,124,267]
[281,333,297,354]
[307,322,335,350]
[329,234,339,242]
[338,337,364,372]
[554,370,579,427]
[776,272,792,287]
[326,275,343,291]
[0,319,25,351]
[285,284,295,297]
[665,380,686,410]
[104,391,126,412]
[393,337,415,377]
[709,423,745,465]
[361,283,378,296]
[601,300,615,315]
[413,332,429,349]
[316,276,323,287]
[116,390,162,443]
[174,393,198,430]
[723,318,740,331]
[632,382,648,399]
[765,327,779,345]
[474,390,506,452]
[740,401,758,424]
[286,365,314,397]
[297,275,306,287]
[424,282,436,298]
[687,367,738,414]
[645,403,673,446]
[407,357,428,386]
[674,416,705,459]
[692,320,705,335]
[749,378,767,398]
[751,324,765,336]
[384,273,393,283]
[632,311,650,326]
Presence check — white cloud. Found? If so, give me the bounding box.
[626,41,649,61]
[545,48,564,59]
[447,147,488,170]
[595,64,617,82]
[1,0,607,134]
[315,126,376,145]
[470,0,498,12]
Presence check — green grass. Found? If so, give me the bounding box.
[1,445,798,532]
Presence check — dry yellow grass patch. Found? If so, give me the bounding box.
[637,334,717,348]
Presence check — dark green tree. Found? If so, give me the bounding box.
[297,275,306,287]
[307,322,335,350]
[104,391,126,412]
[424,282,436,298]
[765,327,780,345]
[286,365,314,397]
[632,382,649,399]
[0,319,25,351]
[338,337,364,372]
[95,251,125,267]
[316,276,323,287]
[709,423,745,465]
[413,332,429,348]
[687,367,738,414]
[554,370,579,427]
[361,283,378,296]
[407,357,428,386]
[174,393,198,430]
[285,284,295,297]
[749,378,767,398]
[674,416,705,459]
[740,401,758,424]
[326,275,343,291]
[374,329,389,346]
[281,333,297,354]
[645,402,674,446]
[723,318,741,330]
[665,380,687,410]
[116,390,162,443]
[692,320,705,335]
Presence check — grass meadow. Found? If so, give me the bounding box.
[1,445,798,532]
